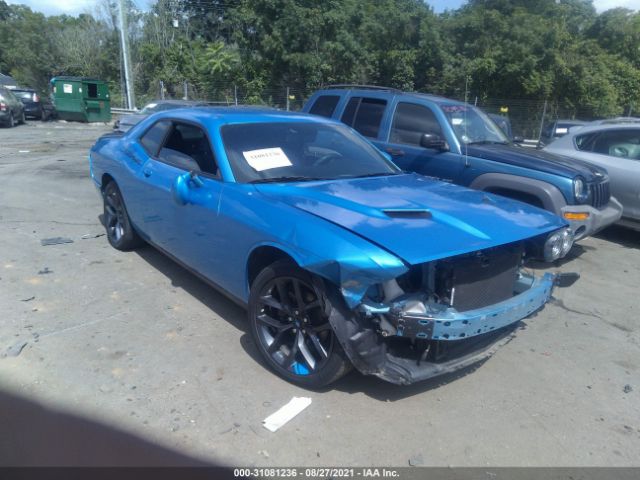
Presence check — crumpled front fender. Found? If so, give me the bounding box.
[296,252,408,309]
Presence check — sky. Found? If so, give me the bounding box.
[5,0,640,17]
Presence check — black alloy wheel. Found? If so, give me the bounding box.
[249,260,351,388]
[103,181,144,250]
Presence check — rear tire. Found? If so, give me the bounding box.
[248,260,351,388]
[7,113,15,128]
[19,111,25,124]
[103,181,144,251]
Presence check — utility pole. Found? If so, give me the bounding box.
[118,0,135,110]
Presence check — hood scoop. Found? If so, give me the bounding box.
[382,209,432,219]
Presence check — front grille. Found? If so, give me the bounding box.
[435,243,523,312]
[590,181,610,209]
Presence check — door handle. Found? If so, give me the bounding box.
[386,148,405,156]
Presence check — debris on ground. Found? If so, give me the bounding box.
[408,454,425,466]
[262,396,312,432]
[40,237,73,246]
[81,233,106,239]
[5,340,28,358]
[37,267,53,275]
[623,384,632,394]
[21,296,35,302]
[258,450,270,459]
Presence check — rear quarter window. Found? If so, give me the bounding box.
[341,97,387,139]
[308,95,340,118]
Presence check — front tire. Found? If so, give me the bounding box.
[248,260,351,388]
[103,181,144,251]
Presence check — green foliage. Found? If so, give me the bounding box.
[0,0,638,116]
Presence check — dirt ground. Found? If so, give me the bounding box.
[0,120,638,467]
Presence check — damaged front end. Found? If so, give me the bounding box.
[327,241,578,385]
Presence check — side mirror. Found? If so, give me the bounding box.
[420,132,447,151]
[512,135,525,144]
[171,171,202,206]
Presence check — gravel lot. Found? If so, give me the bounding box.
[0,121,639,467]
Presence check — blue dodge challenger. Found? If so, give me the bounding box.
[89,108,576,387]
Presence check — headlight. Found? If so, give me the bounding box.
[544,227,574,262]
[573,177,589,203]
[560,228,574,256]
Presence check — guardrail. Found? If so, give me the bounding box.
[111,107,138,115]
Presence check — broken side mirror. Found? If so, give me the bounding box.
[420,132,448,151]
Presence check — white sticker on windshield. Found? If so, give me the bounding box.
[243,147,292,171]
[451,118,463,125]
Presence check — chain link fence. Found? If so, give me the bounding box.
[137,80,312,112]
[127,81,636,142]
[468,97,635,140]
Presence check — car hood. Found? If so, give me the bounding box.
[466,143,607,181]
[255,174,565,265]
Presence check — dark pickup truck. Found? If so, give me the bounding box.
[303,86,622,240]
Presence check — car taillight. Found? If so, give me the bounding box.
[32,93,39,102]
[0,102,6,111]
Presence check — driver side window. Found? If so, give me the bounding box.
[158,122,220,176]
[390,102,442,146]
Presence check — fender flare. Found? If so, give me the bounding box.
[469,173,567,215]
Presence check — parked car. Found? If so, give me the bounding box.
[303,86,622,241]
[114,100,212,132]
[89,107,577,387]
[539,119,587,146]
[0,85,25,127]
[487,113,528,145]
[11,87,55,120]
[544,123,640,231]
[587,117,640,126]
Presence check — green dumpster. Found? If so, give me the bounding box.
[50,77,111,122]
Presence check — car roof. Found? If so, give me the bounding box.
[147,106,339,127]
[146,99,209,105]
[553,119,587,125]
[315,87,465,106]
[565,122,640,137]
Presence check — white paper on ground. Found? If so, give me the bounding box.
[243,147,292,171]
[262,396,312,432]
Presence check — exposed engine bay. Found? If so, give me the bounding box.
[324,241,578,384]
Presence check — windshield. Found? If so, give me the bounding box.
[222,122,401,183]
[440,104,509,145]
[13,90,34,100]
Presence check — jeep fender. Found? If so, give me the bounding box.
[469,173,566,215]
